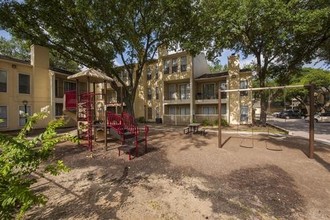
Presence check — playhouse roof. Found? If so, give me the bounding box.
[67,68,113,83]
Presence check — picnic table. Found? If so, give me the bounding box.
[184,123,203,134]
[188,123,201,133]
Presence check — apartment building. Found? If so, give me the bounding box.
[133,48,253,125]
[0,45,252,131]
[0,45,79,131]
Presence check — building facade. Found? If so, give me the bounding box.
[132,48,253,125]
[0,45,78,131]
[0,45,252,131]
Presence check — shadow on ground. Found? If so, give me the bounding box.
[25,128,314,219]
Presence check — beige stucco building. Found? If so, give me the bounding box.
[131,48,253,125]
[0,45,79,131]
[0,45,252,131]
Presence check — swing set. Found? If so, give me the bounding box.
[217,84,316,159]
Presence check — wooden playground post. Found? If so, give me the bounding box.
[104,81,108,150]
[218,88,222,148]
[76,79,80,140]
[306,84,315,159]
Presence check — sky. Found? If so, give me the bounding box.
[1,30,328,70]
[0,30,11,39]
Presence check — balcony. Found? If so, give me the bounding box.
[164,97,191,105]
[195,93,227,104]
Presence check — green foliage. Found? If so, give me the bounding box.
[0,0,194,116]
[214,118,229,127]
[0,36,30,60]
[182,0,330,124]
[287,68,330,111]
[208,61,228,73]
[0,108,76,219]
[0,37,80,72]
[137,117,145,123]
[202,119,212,126]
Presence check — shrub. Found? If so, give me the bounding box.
[214,118,229,127]
[0,107,76,219]
[137,116,145,123]
[202,119,212,126]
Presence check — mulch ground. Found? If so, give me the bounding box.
[25,125,330,220]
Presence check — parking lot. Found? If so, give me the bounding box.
[267,117,330,143]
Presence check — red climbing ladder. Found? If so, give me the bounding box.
[77,92,94,151]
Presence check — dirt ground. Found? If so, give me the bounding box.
[26,125,330,220]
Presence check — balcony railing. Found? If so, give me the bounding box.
[195,93,227,104]
[163,114,191,125]
[194,114,227,124]
[164,97,190,104]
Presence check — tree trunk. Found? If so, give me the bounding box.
[257,55,268,126]
[123,92,135,116]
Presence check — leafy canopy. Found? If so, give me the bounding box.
[183,0,330,124]
[0,0,195,114]
[0,36,81,72]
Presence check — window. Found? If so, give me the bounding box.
[64,81,76,92]
[55,79,60,97]
[240,80,248,96]
[55,103,63,116]
[164,60,170,74]
[19,74,30,94]
[172,58,178,73]
[147,67,152,80]
[0,106,7,127]
[156,87,159,100]
[179,84,190,100]
[154,66,159,79]
[148,107,153,119]
[0,70,7,92]
[221,104,227,114]
[169,106,176,115]
[147,88,152,100]
[240,105,249,122]
[202,106,216,114]
[179,106,190,115]
[203,83,215,99]
[220,80,227,98]
[19,105,31,126]
[181,56,187,72]
[168,84,176,100]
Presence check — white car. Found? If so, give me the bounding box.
[314,112,330,123]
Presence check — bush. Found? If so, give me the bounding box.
[0,107,76,219]
[202,119,213,126]
[214,118,229,127]
[137,116,145,123]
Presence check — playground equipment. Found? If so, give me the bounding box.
[63,68,149,159]
[65,68,113,151]
[218,84,316,159]
[107,111,149,160]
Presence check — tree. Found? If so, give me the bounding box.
[208,61,228,73]
[317,39,330,66]
[0,36,30,60]
[184,0,330,125]
[287,68,330,113]
[0,0,194,116]
[0,36,81,72]
[0,108,76,219]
